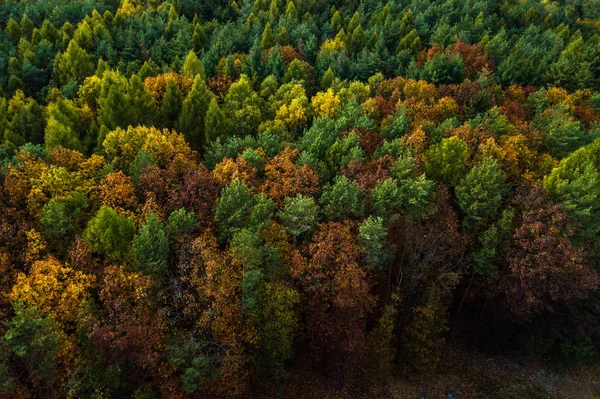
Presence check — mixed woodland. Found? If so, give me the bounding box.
[1,0,600,397]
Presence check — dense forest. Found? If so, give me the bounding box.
[1,0,600,397]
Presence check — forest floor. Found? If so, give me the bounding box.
[274,344,600,399]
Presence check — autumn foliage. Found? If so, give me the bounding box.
[2,0,600,397]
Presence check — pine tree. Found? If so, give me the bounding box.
[321,67,335,89]
[350,25,366,54]
[128,74,157,127]
[40,20,59,43]
[178,76,213,152]
[268,0,279,21]
[20,14,34,40]
[266,46,285,82]
[182,50,206,79]
[205,97,227,144]
[165,4,179,38]
[6,91,46,146]
[54,40,95,85]
[347,11,360,33]
[247,41,265,79]
[5,18,21,43]
[98,70,132,130]
[331,10,343,32]
[159,80,183,129]
[192,24,208,52]
[132,214,169,277]
[285,1,298,20]
[137,61,155,80]
[73,20,94,51]
[44,112,81,153]
[261,23,275,49]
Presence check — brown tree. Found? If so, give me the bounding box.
[503,185,598,321]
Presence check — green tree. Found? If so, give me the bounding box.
[167,337,221,394]
[358,216,391,271]
[44,99,94,153]
[5,91,45,148]
[45,114,80,152]
[402,281,455,373]
[54,40,95,85]
[132,214,169,277]
[192,24,208,52]
[260,74,279,97]
[83,206,135,259]
[20,14,34,40]
[223,74,264,137]
[397,29,422,54]
[204,97,227,144]
[178,76,213,152]
[380,109,410,140]
[182,50,206,79]
[347,11,361,33]
[456,159,507,232]
[41,192,87,244]
[536,105,598,159]
[98,70,132,130]
[283,59,307,84]
[320,175,365,220]
[73,20,94,51]
[214,179,255,239]
[128,74,158,127]
[166,208,198,238]
[3,302,63,388]
[548,37,594,91]
[278,194,319,238]
[285,0,298,19]
[326,131,364,172]
[137,61,156,81]
[424,136,469,186]
[268,0,279,21]
[349,25,367,54]
[261,23,275,49]
[247,41,265,80]
[165,4,179,38]
[40,20,60,44]
[471,209,514,280]
[420,53,465,85]
[266,46,285,81]
[328,8,341,29]
[159,80,184,129]
[128,148,155,184]
[369,175,433,221]
[5,19,21,43]
[251,281,298,380]
[0,99,8,146]
[321,67,335,90]
[544,148,600,240]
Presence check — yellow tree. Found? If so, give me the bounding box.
[311,88,341,118]
[102,126,195,171]
[10,257,95,327]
